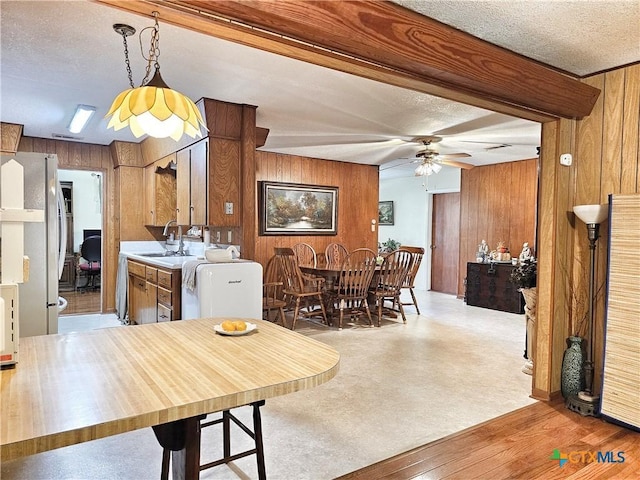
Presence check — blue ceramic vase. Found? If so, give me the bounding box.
[561,336,585,398]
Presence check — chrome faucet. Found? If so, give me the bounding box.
[177,225,186,255]
[162,219,177,236]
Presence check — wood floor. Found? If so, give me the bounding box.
[60,289,100,315]
[337,400,639,480]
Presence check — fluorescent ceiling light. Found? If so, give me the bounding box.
[68,105,96,134]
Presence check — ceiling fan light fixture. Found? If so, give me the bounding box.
[414,158,443,176]
[105,13,207,141]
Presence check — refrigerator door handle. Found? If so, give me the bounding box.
[57,180,67,280]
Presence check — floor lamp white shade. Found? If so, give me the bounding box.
[573,204,609,225]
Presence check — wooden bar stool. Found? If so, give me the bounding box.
[154,401,266,480]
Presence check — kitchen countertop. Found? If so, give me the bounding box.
[120,241,240,270]
[124,252,203,269]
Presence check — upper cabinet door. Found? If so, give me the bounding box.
[154,154,177,227]
[176,148,191,225]
[190,139,208,226]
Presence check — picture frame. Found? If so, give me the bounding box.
[259,181,338,235]
[378,201,394,225]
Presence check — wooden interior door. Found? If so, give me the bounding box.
[431,192,460,295]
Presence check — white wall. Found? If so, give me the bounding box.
[58,170,102,252]
[379,167,460,290]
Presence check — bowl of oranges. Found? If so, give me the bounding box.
[213,320,257,336]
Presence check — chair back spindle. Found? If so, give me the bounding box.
[325,243,348,267]
[292,243,317,268]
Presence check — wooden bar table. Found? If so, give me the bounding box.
[0,319,340,478]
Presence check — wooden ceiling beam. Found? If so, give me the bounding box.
[95,0,600,122]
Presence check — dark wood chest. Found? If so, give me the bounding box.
[465,262,524,314]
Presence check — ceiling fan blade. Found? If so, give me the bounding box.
[438,152,471,159]
[263,134,405,149]
[432,113,518,137]
[439,159,475,170]
[379,158,421,171]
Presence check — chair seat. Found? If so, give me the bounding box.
[263,297,287,309]
[79,261,101,271]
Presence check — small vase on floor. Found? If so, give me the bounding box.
[561,336,585,398]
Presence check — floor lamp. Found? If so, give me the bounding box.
[570,204,608,416]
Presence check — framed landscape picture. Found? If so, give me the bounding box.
[259,181,338,235]
[378,201,394,225]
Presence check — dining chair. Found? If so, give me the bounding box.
[262,255,288,327]
[325,248,377,330]
[397,246,425,314]
[324,242,349,267]
[274,247,327,329]
[78,235,101,292]
[292,242,317,268]
[369,248,413,326]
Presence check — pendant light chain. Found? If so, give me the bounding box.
[140,12,161,87]
[118,28,135,89]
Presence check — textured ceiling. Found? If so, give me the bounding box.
[1,1,637,179]
[392,0,640,77]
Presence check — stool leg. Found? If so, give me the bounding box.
[253,402,267,480]
[223,410,231,459]
[161,448,170,480]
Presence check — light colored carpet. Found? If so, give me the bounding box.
[2,291,535,480]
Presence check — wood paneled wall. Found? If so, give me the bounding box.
[535,63,640,399]
[458,158,538,297]
[253,151,379,267]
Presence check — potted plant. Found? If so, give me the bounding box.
[510,259,537,375]
[510,258,537,290]
[379,238,400,254]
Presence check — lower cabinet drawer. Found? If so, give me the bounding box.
[157,286,172,307]
[145,267,158,283]
[157,270,173,289]
[128,260,146,278]
[157,303,172,322]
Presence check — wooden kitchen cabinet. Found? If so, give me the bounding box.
[176,140,207,225]
[176,137,240,227]
[127,260,149,325]
[144,153,177,227]
[127,259,182,325]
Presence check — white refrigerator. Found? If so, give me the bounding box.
[1,152,65,337]
[182,260,263,320]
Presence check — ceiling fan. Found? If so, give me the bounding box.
[381,136,474,175]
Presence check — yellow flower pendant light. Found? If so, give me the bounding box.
[106,67,206,141]
[106,14,207,141]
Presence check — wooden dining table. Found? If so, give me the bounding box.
[0,318,340,479]
[300,263,391,325]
